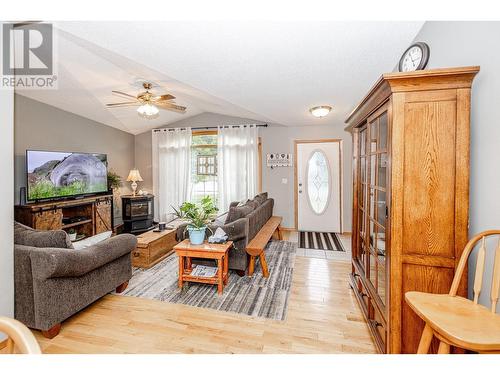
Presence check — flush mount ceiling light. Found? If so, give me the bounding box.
[309,105,332,118]
[137,103,160,119]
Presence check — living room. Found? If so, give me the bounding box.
[1,1,500,372]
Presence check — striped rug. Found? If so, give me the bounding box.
[298,231,345,252]
[117,240,297,320]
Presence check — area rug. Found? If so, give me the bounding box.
[298,231,345,251]
[119,240,297,320]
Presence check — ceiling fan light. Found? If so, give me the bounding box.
[309,105,332,118]
[137,103,159,119]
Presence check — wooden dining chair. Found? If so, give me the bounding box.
[405,230,500,354]
[0,316,41,354]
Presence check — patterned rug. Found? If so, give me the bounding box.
[298,231,345,251]
[119,240,297,320]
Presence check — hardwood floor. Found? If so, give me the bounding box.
[30,234,376,354]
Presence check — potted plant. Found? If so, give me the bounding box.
[173,196,218,245]
[68,229,77,241]
[107,170,122,192]
[107,170,123,228]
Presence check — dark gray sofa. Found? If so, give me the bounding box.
[176,192,274,274]
[14,222,137,338]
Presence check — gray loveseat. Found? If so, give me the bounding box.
[14,222,137,338]
[176,192,274,274]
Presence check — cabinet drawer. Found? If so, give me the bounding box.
[374,306,386,345]
[359,281,370,312]
[351,273,370,316]
[369,302,387,351]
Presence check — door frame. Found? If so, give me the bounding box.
[294,139,343,232]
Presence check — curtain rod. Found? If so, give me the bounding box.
[153,123,268,132]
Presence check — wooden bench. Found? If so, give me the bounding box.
[246,216,283,277]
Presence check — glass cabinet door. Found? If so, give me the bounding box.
[356,127,368,272]
[366,109,389,307]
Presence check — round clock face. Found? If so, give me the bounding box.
[399,42,430,72]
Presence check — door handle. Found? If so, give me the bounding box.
[299,190,303,193]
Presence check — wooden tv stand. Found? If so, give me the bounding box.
[15,194,113,237]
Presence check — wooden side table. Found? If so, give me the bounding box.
[173,240,233,295]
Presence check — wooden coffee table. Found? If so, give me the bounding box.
[173,240,233,295]
[133,228,178,268]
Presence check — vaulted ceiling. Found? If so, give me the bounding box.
[16,21,424,134]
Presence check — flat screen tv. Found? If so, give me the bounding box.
[26,150,108,201]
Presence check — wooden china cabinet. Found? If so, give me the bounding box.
[345,67,479,353]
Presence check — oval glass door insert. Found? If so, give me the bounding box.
[306,150,331,214]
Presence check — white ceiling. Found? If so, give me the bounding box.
[17,21,424,134]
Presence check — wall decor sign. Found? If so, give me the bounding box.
[266,153,293,168]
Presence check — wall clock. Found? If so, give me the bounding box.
[398,42,430,72]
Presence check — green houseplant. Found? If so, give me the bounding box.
[173,196,218,245]
[67,228,77,241]
[107,170,123,228]
[107,170,123,191]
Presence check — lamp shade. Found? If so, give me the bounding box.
[126,169,143,182]
[137,103,159,119]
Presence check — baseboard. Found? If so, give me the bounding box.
[342,231,352,235]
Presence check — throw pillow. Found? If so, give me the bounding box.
[245,199,259,210]
[254,192,268,205]
[14,221,73,249]
[254,195,264,205]
[72,231,112,251]
[236,199,249,207]
[225,204,254,224]
[212,212,228,226]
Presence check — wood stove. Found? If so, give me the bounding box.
[121,194,154,234]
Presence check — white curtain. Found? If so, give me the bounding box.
[217,125,258,211]
[152,128,192,222]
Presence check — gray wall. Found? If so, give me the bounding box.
[0,75,14,333]
[413,21,500,311]
[15,95,135,224]
[135,112,352,230]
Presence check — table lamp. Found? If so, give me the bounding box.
[126,169,143,196]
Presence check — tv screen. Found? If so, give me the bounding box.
[26,150,108,201]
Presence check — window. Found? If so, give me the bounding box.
[189,131,262,208]
[307,150,330,214]
[190,133,218,205]
[196,154,217,176]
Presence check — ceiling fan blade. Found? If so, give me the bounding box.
[111,91,138,100]
[153,94,176,101]
[157,102,187,112]
[106,101,139,108]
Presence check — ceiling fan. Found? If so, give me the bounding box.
[106,82,186,119]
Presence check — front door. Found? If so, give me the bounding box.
[296,140,341,233]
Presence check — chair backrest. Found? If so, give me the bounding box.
[0,316,41,354]
[450,230,500,313]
